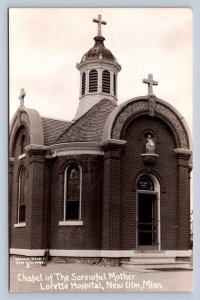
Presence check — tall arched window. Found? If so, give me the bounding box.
[21,134,26,154]
[18,166,26,223]
[102,70,110,93]
[64,163,82,220]
[89,69,98,92]
[81,72,86,95]
[113,73,116,96]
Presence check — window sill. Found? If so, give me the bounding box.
[14,223,26,228]
[59,221,83,226]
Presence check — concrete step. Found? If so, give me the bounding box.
[129,258,175,264]
[121,260,192,270]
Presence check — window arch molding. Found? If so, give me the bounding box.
[59,159,87,173]
[62,162,83,225]
[11,124,29,158]
[133,170,166,193]
[16,161,28,182]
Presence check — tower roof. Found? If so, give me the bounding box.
[81,35,116,62]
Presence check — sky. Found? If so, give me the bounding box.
[9,8,192,132]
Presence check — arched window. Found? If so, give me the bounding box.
[81,72,86,95]
[21,134,26,154]
[113,73,116,96]
[102,70,110,93]
[64,164,82,220]
[89,69,98,92]
[18,166,26,223]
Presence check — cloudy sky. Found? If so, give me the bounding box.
[9,8,192,131]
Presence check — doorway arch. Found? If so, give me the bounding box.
[136,174,160,250]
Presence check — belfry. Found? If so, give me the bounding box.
[75,14,121,119]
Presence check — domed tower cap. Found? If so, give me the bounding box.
[80,14,116,62]
[82,35,116,61]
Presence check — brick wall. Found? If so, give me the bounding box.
[119,115,190,250]
[10,115,191,252]
[10,127,32,249]
[49,155,103,250]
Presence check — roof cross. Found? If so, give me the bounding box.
[143,74,158,96]
[93,14,107,36]
[19,88,26,107]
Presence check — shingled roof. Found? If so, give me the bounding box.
[56,99,116,143]
[41,117,71,145]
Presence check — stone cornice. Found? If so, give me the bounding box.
[100,139,127,147]
[174,148,192,156]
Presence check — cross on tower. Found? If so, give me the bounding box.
[143,74,158,96]
[93,14,107,36]
[19,88,26,107]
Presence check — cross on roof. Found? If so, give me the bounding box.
[93,14,107,36]
[143,74,158,96]
[19,88,26,107]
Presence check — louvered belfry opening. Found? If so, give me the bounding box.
[102,70,110,93]
[113,73,116,96]
[81,72,86,95]
[89,69,98,92]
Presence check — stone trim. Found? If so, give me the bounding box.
[174,148,192,155]
[59,221,83,226]
[14,223,26,228]
[10,248,44,256]
[49,150,103,158]
[18,153,26,160]
[10,248,192,258]
[100,139,127,146]
[23,142,105,158]
[9,107,44,153]
[102,96,191,150]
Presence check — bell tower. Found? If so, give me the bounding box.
[75,14,121,119]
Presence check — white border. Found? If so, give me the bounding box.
[3,3,199,300]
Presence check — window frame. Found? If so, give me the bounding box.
[17,165,26,225]
[60,163,83,226]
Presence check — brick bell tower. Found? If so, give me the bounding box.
[75,14,121,120]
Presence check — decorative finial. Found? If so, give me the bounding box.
[143,74,158,96]
[19,88,26,107]
[93,14,107,36]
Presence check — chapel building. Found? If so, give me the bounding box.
[9,15,192,267]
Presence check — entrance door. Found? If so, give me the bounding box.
[137,192,158,249]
